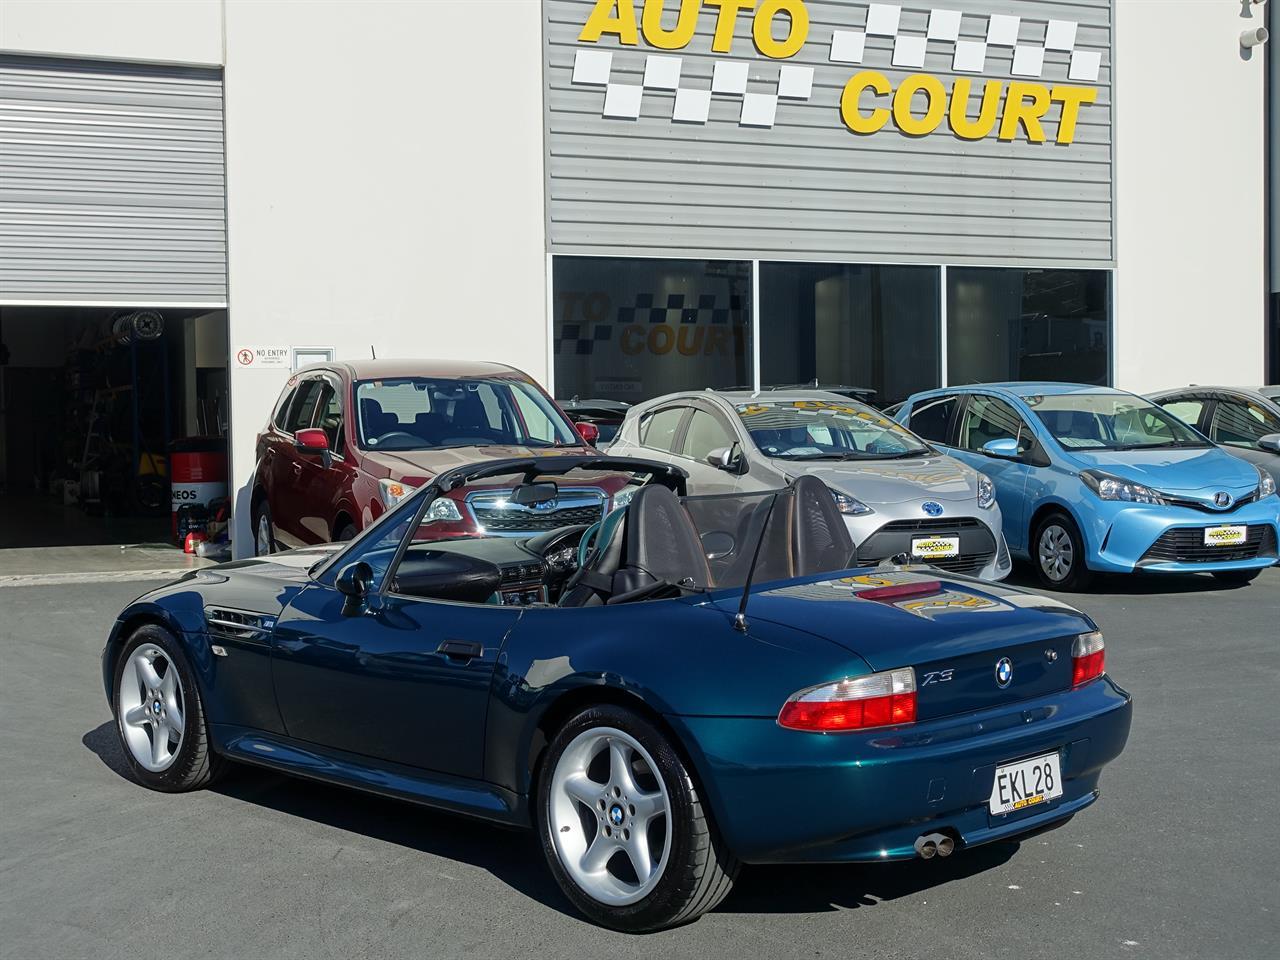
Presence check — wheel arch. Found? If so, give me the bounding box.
[522,682,724,836]
[102,605,191,702]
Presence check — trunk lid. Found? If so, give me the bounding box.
[740,570,1093,720]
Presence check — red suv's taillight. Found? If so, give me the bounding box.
[778,668,917,732]
[1071,630,1106,686]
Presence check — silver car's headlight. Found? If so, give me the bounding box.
[977,473,996,509]
[1256,465,1277,499]
[831,489,874,516]
[1081,470,1167,505]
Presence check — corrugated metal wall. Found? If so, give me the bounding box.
[544,0,1113,267]
[0,55,227,305]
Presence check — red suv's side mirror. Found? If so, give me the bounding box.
[295,428,330,453]
[575,421,600,446]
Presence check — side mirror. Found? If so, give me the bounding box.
[1259,433,1280,453]
[295,428,332,467]
[574,421,600,446]
[336,561,374,614]
[981,438,1021,460]
[706,446,737,472]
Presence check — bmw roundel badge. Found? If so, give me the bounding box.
[995,657,1014,688]
[922,501,944,517]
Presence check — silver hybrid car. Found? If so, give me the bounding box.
[609,390,1012,580]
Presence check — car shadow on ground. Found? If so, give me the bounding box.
[83,720,1020,923]
[1002,562,1259,596]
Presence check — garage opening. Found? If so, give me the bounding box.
[0,306,229,550]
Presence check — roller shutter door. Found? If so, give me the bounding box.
[0,55,226,306]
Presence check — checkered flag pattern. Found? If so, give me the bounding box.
[830,4,1101,82]
[555,292,746,355]
[571,49,813,128]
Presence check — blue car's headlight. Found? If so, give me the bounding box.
[977,473,995,509]
[1080,470,1167,505]
[831,489,874,516]
[1256,465,1277,499]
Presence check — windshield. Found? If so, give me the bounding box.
[355,377,578,451]
[1027,393,1209,450]
[734,399,931,460]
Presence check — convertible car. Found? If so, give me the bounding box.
[103,456,1133,932]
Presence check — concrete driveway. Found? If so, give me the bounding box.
[1,568,1277,959]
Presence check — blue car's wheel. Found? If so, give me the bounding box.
[112,625,226,792]
[1033,512,1093,591]
[536,704,739,932]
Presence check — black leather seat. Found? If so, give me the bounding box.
[790,475,856,576]
[559,485,710,607]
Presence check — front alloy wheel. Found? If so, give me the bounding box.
[537,705,738,932]
[1033,513,1092,591]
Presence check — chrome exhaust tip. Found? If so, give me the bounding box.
[936,835,955,857]
[914,836,938,859]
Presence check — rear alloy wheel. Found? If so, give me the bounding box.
[253,501,274,556]
[537,705,739,932]
[113,625,225,791]
[1033,512,1092,591]
[1212,568,1261,586]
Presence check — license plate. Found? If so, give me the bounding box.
[1204,525,1246,546]
[989,751,1064,816]
[911,535,960,559]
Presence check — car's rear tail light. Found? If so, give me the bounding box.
[1071,630,1106,686]
[778,668,917,732]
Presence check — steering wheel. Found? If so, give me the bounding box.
[528,524,591,586]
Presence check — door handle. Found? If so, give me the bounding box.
[437,639,483,662]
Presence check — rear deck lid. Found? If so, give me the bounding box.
[738,570,1094,721]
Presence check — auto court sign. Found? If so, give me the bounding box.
[571,0,1100,144]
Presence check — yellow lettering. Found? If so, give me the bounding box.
[649,325,674,355]
[892,73,946,136]
[704,0,755,53]
[948,78,1002,140]
[641,0,700,50]
[1050,85,1097,145]
[579,0,639,45]
[840,70,890,134]
[999,82,1050,142]
[620,324,646,355]
[752,0,809,59]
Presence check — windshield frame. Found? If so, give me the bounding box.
[1026,391,1211,451]
[352,376,580,452]
[732,397,933,461]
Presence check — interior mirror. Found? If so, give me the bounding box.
[1259,433,1280,453]
[511,481,559,506]
[981,437,1020,459]
[574,421,600,446]
[335,561,374,613]
[706,446,736,471]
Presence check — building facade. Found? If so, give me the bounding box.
[0,0,1272,555]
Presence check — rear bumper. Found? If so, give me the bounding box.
[670,675,1132,864]
[1080,498,1279,573]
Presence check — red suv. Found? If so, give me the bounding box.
[251,360,624,555]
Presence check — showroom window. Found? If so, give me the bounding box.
[553,257,752,404]
[759,263,940,407]
[946,268,1111,386]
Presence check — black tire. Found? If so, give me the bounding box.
[1031,511,1093,591]
[1212,568,1262,586]
[335,521,359,542]
[111,624,226,792]
[252,499,274,556]
[536,704,739,932]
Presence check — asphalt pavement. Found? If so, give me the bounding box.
[1,567,1278,959]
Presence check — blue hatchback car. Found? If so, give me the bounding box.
[895,383,1280,589]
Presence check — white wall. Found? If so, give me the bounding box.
[222,0,548,554]
[1113,0,1267,393]
[0,0,222,65]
